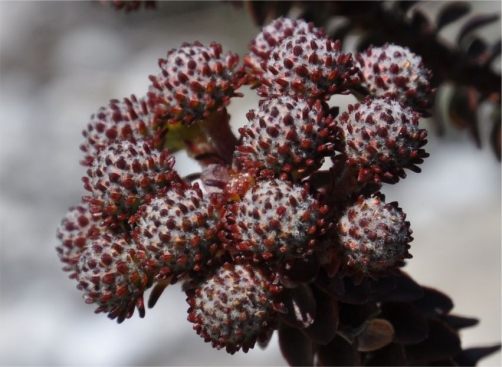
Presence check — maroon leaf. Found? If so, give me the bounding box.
[338,302,379,339]
[369,276,398,298]
[338,277,372,305]
[278,254,320,287]
[439,314,479,331]
[317,335,360,366]
[454,344,502,366]
[378,271,423,302]
[315,270,346,299]
[278,322,314,366]
[457,14,500,45]
[365,343,408,366]
[381,302,429,344]
[277,284,316,329]
[405,319,461,362]
[302,286,338,345]
[436,2,471,31]
[413,286,454,316]
[357,318,394,352]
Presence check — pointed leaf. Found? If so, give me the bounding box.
[302,286,338,345]
[466,37,491,63]
[405,319,461,362]
[457,14,500,45]
[448,86,480,147]
[317,335,360,366]
[278,322,314,366]
[413,286,454,316]
[454,344,502,366]
[369,276,398,298]
[357,319,394,352]
[439,314,479,330]
[381,302,429,344]
[315,270,346,299]
[436,2,471,31]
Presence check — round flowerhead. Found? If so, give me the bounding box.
[356,43,434,112]
[132,184,220,280]
[338,96,429,185]
[82,137,180,227]
[234,95,340,180]
[186,262,280,354]
[56,202,105,275]
[76,233,150,323]
[147,42,241,126]
[80,95,152,156]
[258,32,359,99]
[223,179,328,261]
[336,193,413,284]
[243,17,324,81]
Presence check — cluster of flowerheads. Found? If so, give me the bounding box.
[58,16,491,365]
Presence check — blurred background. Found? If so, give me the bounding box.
[0,1,500,366]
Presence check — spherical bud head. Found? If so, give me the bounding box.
[338,97,429,185]
[80,95,152,156]
[133,185,219,279]
[244,17,324,77]
[75,233,149,322]
[82,137,179,226]
[258,33,359,99]
[186,262,278,354]
[224,179,326,261]
[56,202,105,274]
[337,194,413,283]
[235,95,340,180]
[147,42,241,126]
[356,43,434,112]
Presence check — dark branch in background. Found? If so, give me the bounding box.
[232,0,502,159]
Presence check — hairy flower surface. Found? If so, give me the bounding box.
[76,233,149,323]
[148,42,241,126]
[82,137,178,226]
[133,185,219,279]
[337,193,413,283]
[356,43,434,111]
[234,95,339,179]
[186,262,279,354]
[258,32,358,99]
[56,202,104,274]
[244,17,324,74]
[338,97,429,184]
[81,95,152,155]
[224,179,327,261]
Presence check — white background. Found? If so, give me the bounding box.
[1,1,500,366]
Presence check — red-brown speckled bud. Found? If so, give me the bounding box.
[186,262,280,354]
[338,96,429,185]
[76,233,150,323]
[132,184,220,280]
[356,43,434,112]
[258,32,359,99]
[234,95,341,180]
[336,193,413,284]
[147,42,242,126]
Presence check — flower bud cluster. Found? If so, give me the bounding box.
[57,16,437,358]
